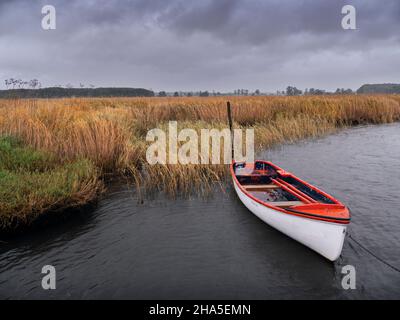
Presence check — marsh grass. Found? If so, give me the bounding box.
[0,95,400,228]
[0,136,102,229]
[0,135,54,172]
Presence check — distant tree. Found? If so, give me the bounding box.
[10,78,17,89]
[335,88,353,95]
[344,89,353,94]
[308,88,325,95]
[286,86,302,96]
[158,91,167,97]
[199,91,209,97]
[29,79,39,89]
[173,91,179,97]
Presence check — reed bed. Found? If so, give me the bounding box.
[0,95,399,228]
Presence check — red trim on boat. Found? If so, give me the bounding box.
[231,161,350,224]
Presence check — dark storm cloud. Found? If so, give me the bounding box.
[0,0,399,91]
[161,0,400,46]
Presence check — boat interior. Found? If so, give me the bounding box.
[233,161,336,209]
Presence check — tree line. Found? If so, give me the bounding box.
[1,79,154,98]
[284,86,354,96]
[0,87,155,99]
[3,78,398,98]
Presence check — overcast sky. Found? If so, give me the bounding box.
[0,0,399,92]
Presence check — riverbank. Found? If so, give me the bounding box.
[0,136,103,229]
[0,95,399,230]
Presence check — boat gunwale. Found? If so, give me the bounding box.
[231,160,351,225]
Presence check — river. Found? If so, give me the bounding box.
[1,123,400,299]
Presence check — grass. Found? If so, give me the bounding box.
[0,95,399,229]
[0,136,102,229]
[0,135,56,171]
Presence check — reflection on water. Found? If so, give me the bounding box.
[1,124,400,299]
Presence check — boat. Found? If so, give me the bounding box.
[231,160,350,261]
[226,102,350,261]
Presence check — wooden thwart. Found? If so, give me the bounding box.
[243,184,279,190]
[266,201,304,208]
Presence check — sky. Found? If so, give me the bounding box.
[0,0,399,92]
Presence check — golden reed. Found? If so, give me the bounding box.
[1,95,399,196]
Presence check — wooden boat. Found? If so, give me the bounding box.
[231,161,350,261]
[226,102,350,261]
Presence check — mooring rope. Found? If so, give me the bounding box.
[348,233,400,274]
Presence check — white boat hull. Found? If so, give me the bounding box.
[233,180,346,261]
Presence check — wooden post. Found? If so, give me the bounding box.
[227,101,234,161]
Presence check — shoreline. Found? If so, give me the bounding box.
[0,122,394,236]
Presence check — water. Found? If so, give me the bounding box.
[1,124,400,299]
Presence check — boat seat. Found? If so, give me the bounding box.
[243,184,279,190]
[266,201,304,208]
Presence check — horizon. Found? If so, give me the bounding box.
[1,82,398,95]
